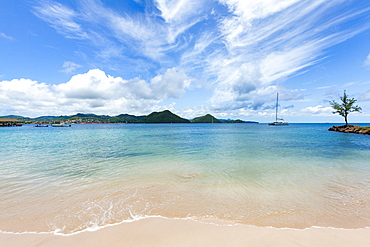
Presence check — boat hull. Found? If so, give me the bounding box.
[268,121,289,126]
[51,124,71,127]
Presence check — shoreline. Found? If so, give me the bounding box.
[1,217,369,247]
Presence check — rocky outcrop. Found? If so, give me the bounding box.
[328,125,370,135]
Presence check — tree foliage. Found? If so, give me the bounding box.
[329,90,361,125]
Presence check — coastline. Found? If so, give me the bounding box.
[1,217,369,247]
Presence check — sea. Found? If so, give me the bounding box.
[0,123,369,235]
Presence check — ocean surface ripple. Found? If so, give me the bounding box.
[1,123,369,234]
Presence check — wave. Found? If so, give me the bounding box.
[1,214,369,237]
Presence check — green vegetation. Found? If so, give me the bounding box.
[225,119,250,123]
[357,126,370,131]
[191,114,221,123]
[140,110,190,123]
[329,90,362,126]
[109,114,144,123]
[1,115,32,122]
[0,110,259,124]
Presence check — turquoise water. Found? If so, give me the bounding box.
[1,123,370,233]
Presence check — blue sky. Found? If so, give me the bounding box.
[1,0,370,123]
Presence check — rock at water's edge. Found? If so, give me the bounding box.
[328,125,370,135]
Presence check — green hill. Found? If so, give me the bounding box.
[191,114,221,123]
[74,113,111,120]
[34,115,60,120]
[2,115,33,121]
[109,114,144,123]
[140,110,190,123]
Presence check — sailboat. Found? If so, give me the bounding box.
[268,93,289,126]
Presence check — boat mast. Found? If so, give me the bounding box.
[275,93,279,121]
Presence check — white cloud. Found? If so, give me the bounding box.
[0,69,191,117]
[155,0,196,23]
[56,68,190,102]
[301,105,332,115]
[33,1,89,40]
[154,0,209,44]
[181,31,218,64]
[60,61,83,73]
[0,78,56,116]
[151,67,191,98]
[316,85,336,90]
[365,53,370,68]
[33,0,208,61]
[182,106,210,119]
[360,91,370,101]
[206,0,370,111]
[211,62,263,103]
[0,32,14,40]
[28,0,370,119]
[33,0,370,91]
[259,45,318,84]
[0,79,53,101]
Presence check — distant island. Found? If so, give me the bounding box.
[0,110,259,124]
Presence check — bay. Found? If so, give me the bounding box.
[1,123,369,234]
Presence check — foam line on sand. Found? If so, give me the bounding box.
[1,217,369,247]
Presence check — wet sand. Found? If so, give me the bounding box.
[1,217,369,247]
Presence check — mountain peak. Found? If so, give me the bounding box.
[191,114,221,123]
[141,110,190,123]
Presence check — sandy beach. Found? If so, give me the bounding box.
[1,217,369,247]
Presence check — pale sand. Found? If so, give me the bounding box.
[1,217,369,247]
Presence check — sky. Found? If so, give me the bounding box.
[1,0,370,123]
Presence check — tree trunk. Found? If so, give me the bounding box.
[345,114,348,126]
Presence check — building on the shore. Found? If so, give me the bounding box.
[0,118,22,127]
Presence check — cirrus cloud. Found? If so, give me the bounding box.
[60,61,83,73]
[364,53,370,68]
[208,0,370,111]
[0,32,14,41]
[11,0,370,120]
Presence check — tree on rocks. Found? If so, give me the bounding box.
[329,90,361,126]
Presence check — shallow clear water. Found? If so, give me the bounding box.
[1,123,369,233]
